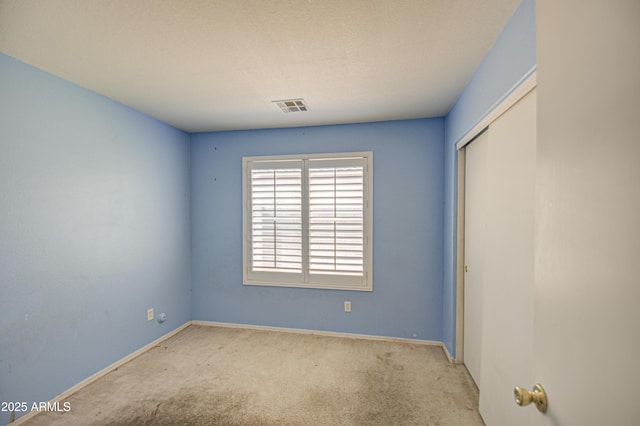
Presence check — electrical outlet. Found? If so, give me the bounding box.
[344,301,351,313]
[147,308,154,321]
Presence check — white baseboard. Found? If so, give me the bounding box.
[441,342,457,364]
[192,320,454,361]
[11,322,191,425]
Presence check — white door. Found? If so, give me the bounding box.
[463,130,489,388]
[477,89,537,426]
[462,89,537,425]
[531,1,640,424]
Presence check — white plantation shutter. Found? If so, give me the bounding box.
[308,159,364,277]
[243,152,372,291]
[247,160,303,283]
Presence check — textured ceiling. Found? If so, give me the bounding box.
[0,0,520,132]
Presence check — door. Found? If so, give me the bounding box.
[531,1,640,424]
[479,89,537,425]
[463,130,489,388]
[462,89,536,425]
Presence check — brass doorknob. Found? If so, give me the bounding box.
[514,384,547,413]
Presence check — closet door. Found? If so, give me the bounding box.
[463,129,489,387]
[477,89,537,425]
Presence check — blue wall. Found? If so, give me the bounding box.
[0,53,191,423]
[442,0,536,356]
[191,120,444,341]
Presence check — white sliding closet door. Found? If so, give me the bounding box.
[463,89,536,425]
[478,89,536,425]
[463,130,489,388]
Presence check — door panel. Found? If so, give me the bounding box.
[533,1,640,424]
[478,89,536,426]
[463,89,537,425]
[463,130,489,388]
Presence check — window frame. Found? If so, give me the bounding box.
[242,151,373,291]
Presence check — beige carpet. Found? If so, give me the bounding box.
[23,325,483,425]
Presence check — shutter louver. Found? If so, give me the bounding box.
[250,166,302,274]
[309,161,364,277]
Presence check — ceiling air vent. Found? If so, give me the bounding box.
[272,98,310,113]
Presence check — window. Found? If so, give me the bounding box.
[243,152,372,291]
